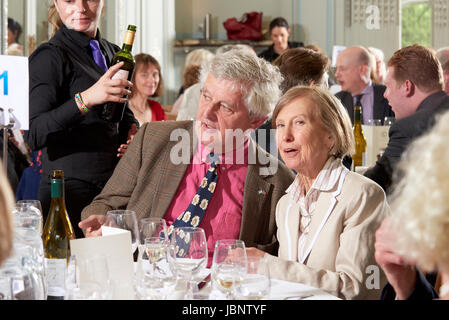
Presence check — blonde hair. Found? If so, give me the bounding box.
[199,49,283,119]
[48,2,63,36]
[185,49,214,68]
[272,86,355,159]
[388,109,449,273]
[0,164,15,266]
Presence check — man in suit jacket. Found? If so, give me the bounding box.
[79,50,295,260]
[335,46,394,124]
[371,45,449,300]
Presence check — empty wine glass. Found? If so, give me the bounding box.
[211,239,247,299]
[135,238,177,300]
[104,210,140,254]
[65,254,112,300]
[168,227,208,299]
[13,203,43,235]
[233,256,271,300]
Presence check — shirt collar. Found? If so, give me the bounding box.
[196,140,250,167]
[286,157,344,203]
[352,80,373,98]
[59,24,103,48]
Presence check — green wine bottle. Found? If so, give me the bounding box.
[102,24,137,122]
[41,170,75,300]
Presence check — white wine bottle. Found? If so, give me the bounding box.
[102,24,137,122]
[41,170,75,300]
[353,106,367,170]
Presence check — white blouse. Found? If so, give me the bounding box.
[285,157,346,262]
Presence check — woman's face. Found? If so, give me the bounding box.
[134,63,160,98]
[270,26,290,51]
[275,97,334,175]
[54,0,104,38]
[7,28,15,45]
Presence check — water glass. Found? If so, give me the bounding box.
[104,210,140,254]
[135,238,177,300]
[65,254,112,300]
[13,203,43,235]
[168,227,208,299]
[233,256,271,300]
[211,239,247,299]
[137,218,167,261]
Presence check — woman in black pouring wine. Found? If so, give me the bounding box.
[26,0,137,238]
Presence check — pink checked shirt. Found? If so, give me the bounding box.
[163,142,249,267]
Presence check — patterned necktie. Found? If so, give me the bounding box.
[168,153,219,257]
[89,39,108,73]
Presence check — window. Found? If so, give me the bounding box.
[401,0,431,47]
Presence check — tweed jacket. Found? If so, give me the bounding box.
[81,121,295,254]
[264,170,389,300]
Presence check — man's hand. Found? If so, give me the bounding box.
[78,215,106,238]
[374,218,417,299]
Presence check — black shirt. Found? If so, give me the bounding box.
[26,25,136,186]
[258,41,304,63]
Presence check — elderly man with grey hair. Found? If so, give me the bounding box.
[79,50,295,263]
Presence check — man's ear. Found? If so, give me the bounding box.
[402,80,415,97]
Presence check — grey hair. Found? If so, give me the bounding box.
[199,49,283,118]
[436,47,449,66]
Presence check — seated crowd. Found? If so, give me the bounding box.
[2,9,449,301]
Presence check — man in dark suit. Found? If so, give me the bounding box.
[372,45,449,300]
[335,46,394,124]
[79,50,295,260]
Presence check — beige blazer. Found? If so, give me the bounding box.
[264,170,389,300]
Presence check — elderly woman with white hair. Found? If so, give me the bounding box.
[247,86,389,299]
[375,109,449,300]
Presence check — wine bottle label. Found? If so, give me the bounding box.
[45,258,66,297]
[124,31,135,46]
[112,69,130,81]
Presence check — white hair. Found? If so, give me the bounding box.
[199,49,283,118]
[436,47,449,66]
[388,109,449,273]
[0,163,14,266]
[185,49,215,68]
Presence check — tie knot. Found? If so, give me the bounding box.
[89,39,101,51]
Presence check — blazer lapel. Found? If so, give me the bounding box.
[150,124,195,219]
[372,85,384,121]
[344,93,355,123]
[300,168,349,264]
[239,142,272,244]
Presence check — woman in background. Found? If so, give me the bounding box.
[258,17,303,63]
[26,0,136,238]
[127,53,166,127]
[7,17,24,56]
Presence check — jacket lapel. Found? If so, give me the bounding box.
[372,84,384,121]
[239,141,272,244]
[150,123,195,219]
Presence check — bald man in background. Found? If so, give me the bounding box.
[335,46,395,125]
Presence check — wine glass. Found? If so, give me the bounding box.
[168,227,208,299]
[233,256,271,300]
[135,237,177,300]
[65,254,112,300]
[211,239,247,299]
[13,202,43,235]
[104,210,140,254]
[136,218,168,274]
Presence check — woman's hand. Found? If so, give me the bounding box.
[117,123,138,158]
[81,62,133,109]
